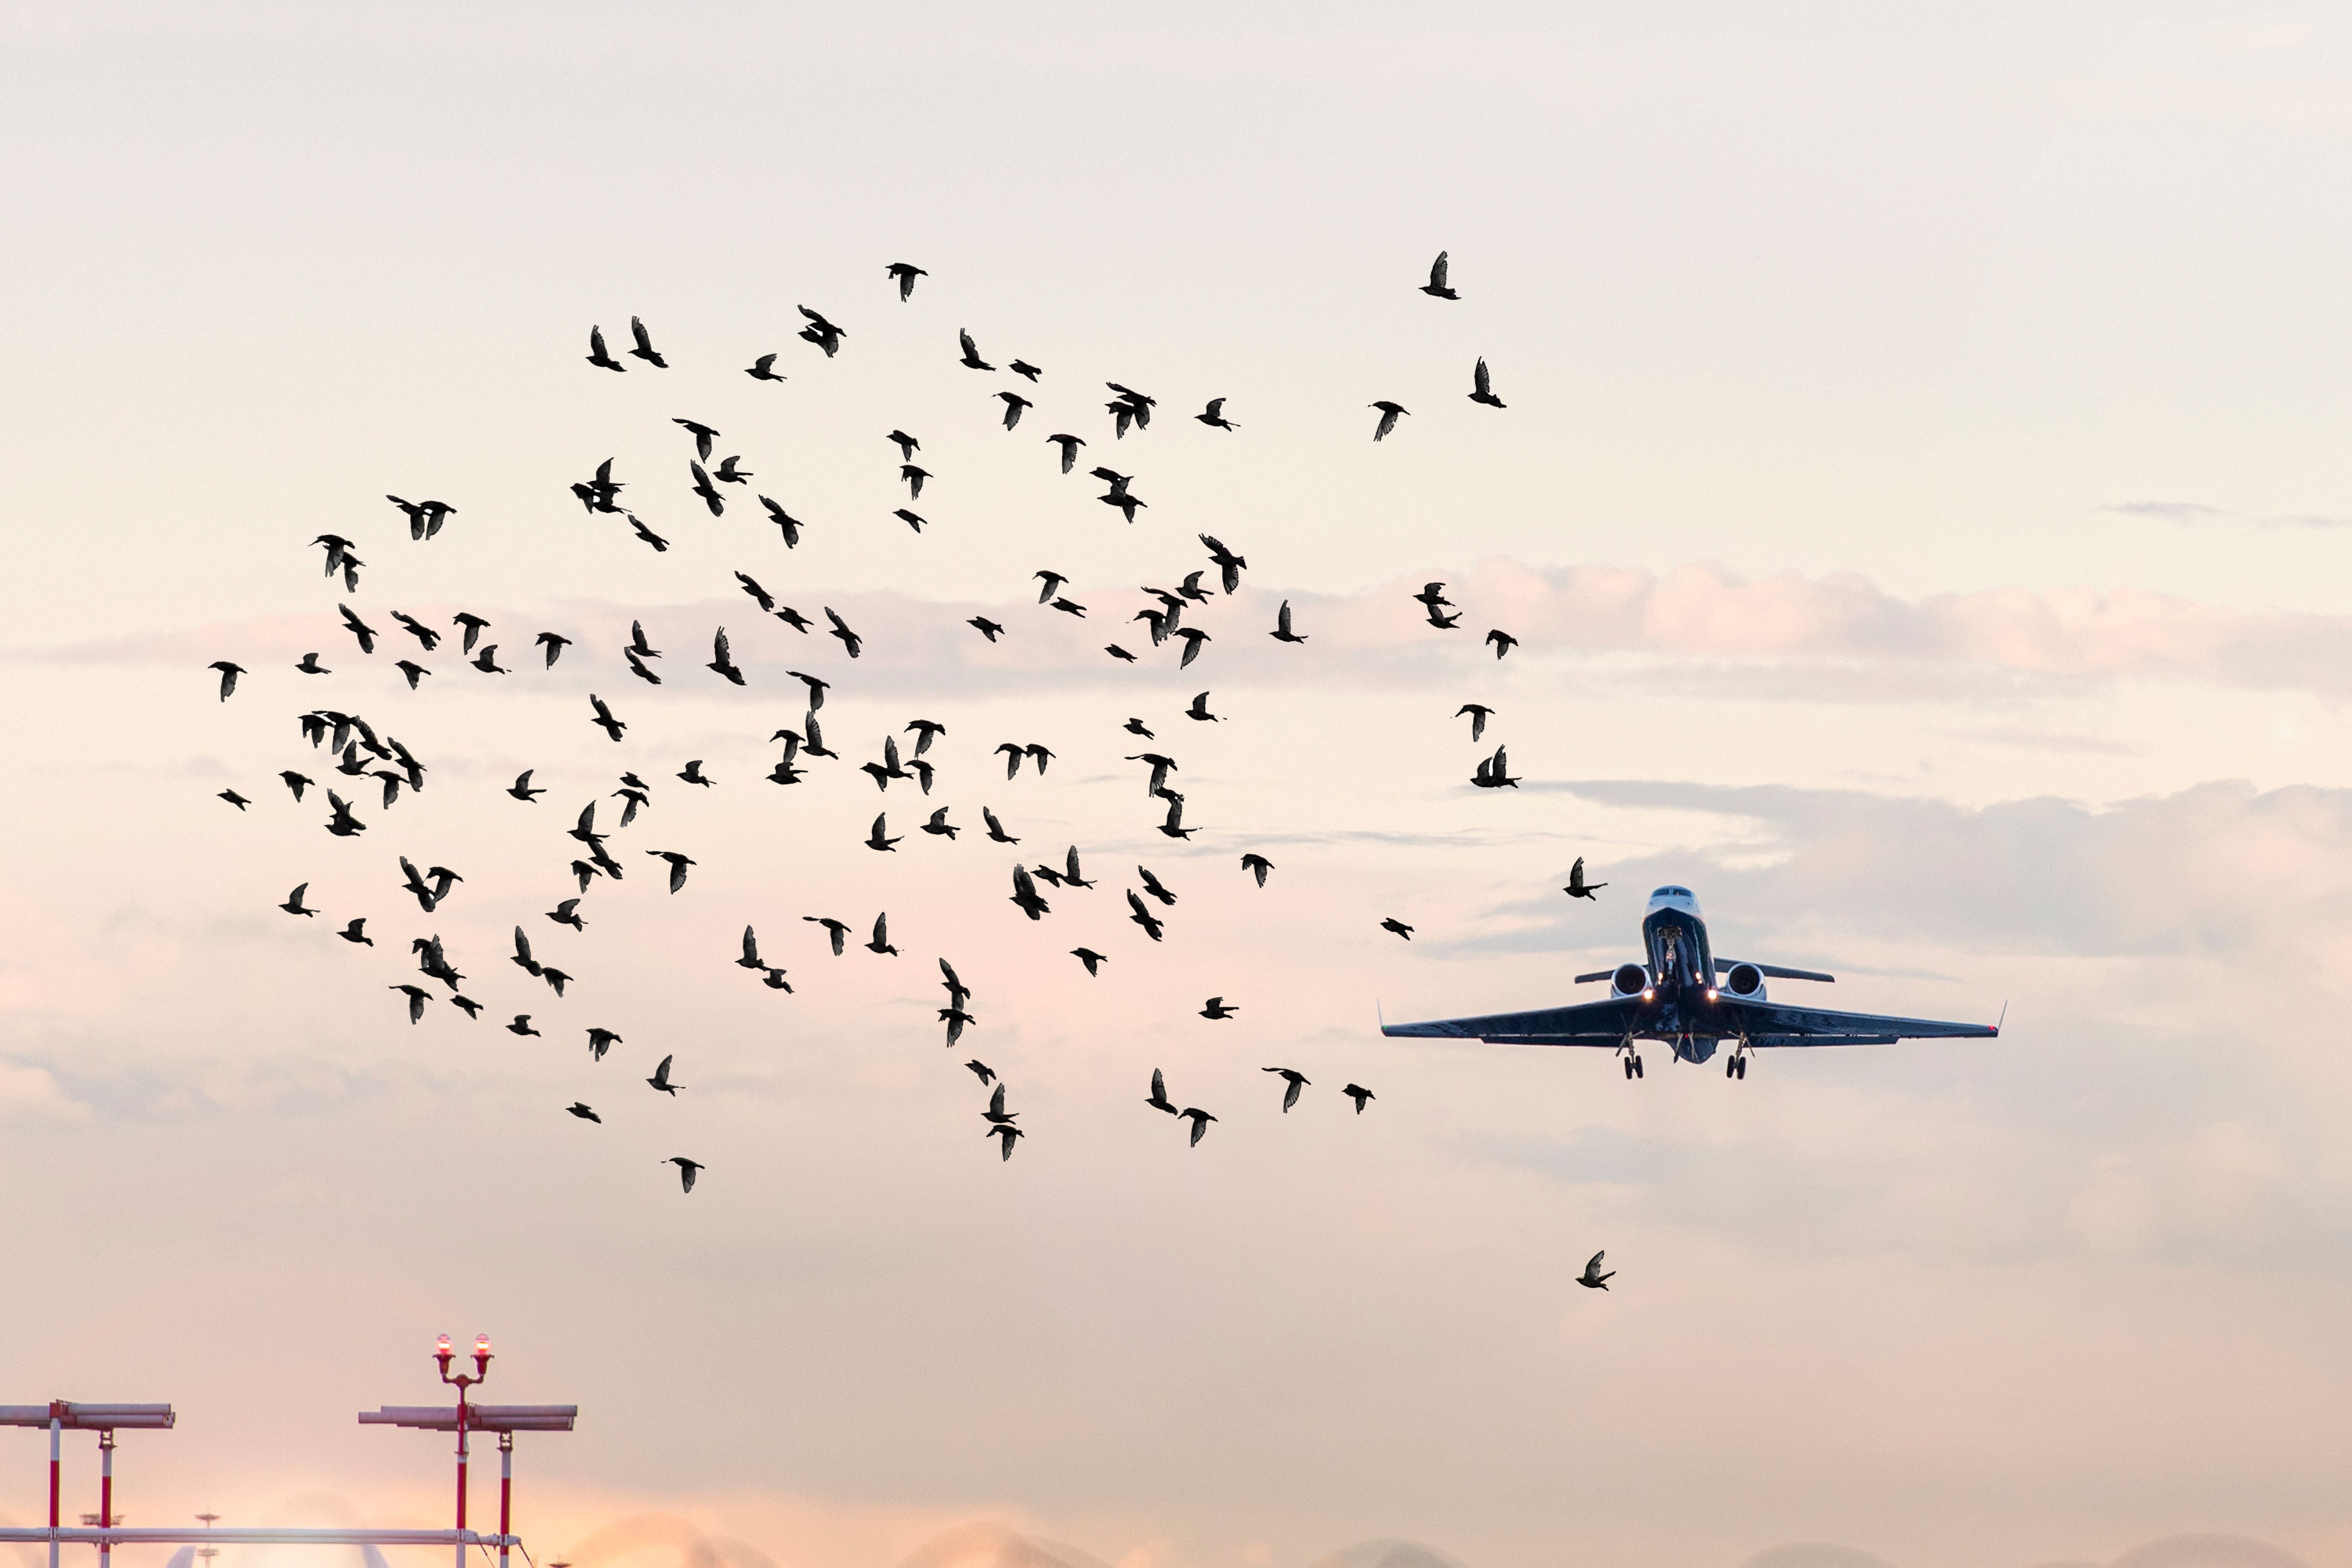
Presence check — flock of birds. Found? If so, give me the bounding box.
[206,251,1594,1206]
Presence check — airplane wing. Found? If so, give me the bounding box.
[1720,995,1997,1046]
[1382,996,1642,1047]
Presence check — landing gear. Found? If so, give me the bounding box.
[1726,1044,1749,1081]
[1617,1036,1644,1080]
[1621,1054,1643,1079]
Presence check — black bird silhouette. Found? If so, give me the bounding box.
[625,651,660,688]
[1186,691,1219,722]
[1196,398,1237,430]
[1024,743,1055,774]
[905,718,946,755]
[825,608,863,658]
[1200,997,1238,1020]
[394,660,427,689]
[1173,628,1210,669]
[1469,356,1505,407]
[324,792,366,836]
[339,604,378,653]
[993,742,1028,781]
[988,1123,1025,1161]
[1421,251,1459,299]
[1156,795,1195,840]
[746,353,786,381]
[784,669,827,710]
[451,996,483,1019]
[337,918,373,946]
[978,1080,1015,1123]
[1010,865,1050,920]
[1413,583,1454,612]
[567,1102,600,1122]
[586,325,625,371]
[1381,917,1414,940]
[678,760,714,788]
[733,926,767,971]
[508,1015,540,1036]
[706,627,744,685]
[887,262,927,300]
[280,883,317,916]
[921,807,958,839]
[1472,744,1520,788]
[968,617,1005,642]
[997,391,1032,429]
[1034,570,1068,603]
[540,968,571,997]
[1146,1068,1178,1115]
[805,916,851,955]
[589,694,626,742]
[586,1026,620,1059]
[536,632,571,667]
[548,898,585,931]
[569,859,599,891]
[674,418,719,460]
[762,967,793,990]
[391,610,442,650]
[1072,947,1107,976]
[1046,433,1084,472]
[735,571,778,612]
[714,456,751,484]
[390,984,430,1025]
[1263,1066,1309,1110]
[1579,1251,1614,1290]
[956,329,994,370]
[1270,601,1307,643]
[1009,359,1042,381]
[296,652,329,675]
[627,316,667,367]
[1106,645,1136,663]
[967,1059,996,1085]
[453,612,490,653]
[647,850,695,893]
[759,495,806,548]
[1124,717,1154,739]
[512,926,543,975]
[1178,1108,1217,1146]
[893,508,926,533]
[1059,845,1094,888]
[646,1055,680,1095]
[690,462,725,516]
[1343,1083,1374,1114]
[888,429,920,460]
[1137,866,1176,906]
[982,807,1018,844]
[939,957,970,1007]
[1563,858,1607,899]
[1050,598,1086,619]
[471,645,509,674]
[280,770,312,800]
[865,912,899,956]
[665,1156,704,1193]
[1457,703,1494,741]
[1200,535,1247,593]
[209,660,245,700]
[866,813,900,852]
[942,1007,977,1048]
[901,464,929,499]
[1125,889,1164,941]
[1241,853,1273,887]
[1370,401,1409,441]
[1486,628,1518,659]
[625,512,669,551]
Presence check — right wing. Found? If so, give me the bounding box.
[1382,996,1640,1047]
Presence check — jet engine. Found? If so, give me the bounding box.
[1721,962,1766,998]
[1611,962,1650,998]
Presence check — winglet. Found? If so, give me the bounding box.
[1994,999,2007,1037]
[1376,997,1385,1028]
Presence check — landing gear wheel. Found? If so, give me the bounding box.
[1739,1056,1748,1079]
[1726,1058,1736,1078]
[1623,1058,1634,1080]
[1633,1057,1644,1079]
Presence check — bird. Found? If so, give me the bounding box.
[665,1156,704,1194]
[970,805,1016,845]
[674,418,719,460]
[1034,570,1068,603]
[625,512,670,552]
[1125,889,1164,941]
[646,1055,680,1095]
[471,645,509,673]
[589,694,626,742]
[746,352,786,381]
[1456,703,1494,742]
[1471,744,1521,788]
[295,652,329,675]
[1146,1069,1178,1115]
[1156,795,1195,839]
[825,607,863,658]
[1046,433,1084,472]
[921,807,958,839]
[887,261,927,300]
[339,604,378,653]
[586,325,625,371]
[1200,535,1246,593]
[1123,717,1154,739]
[1050,597,1086,619]
[705,628,744,685]
[1413,581,1453,611]
[977,1081,1016,1123]
[956,328,994,370]
[1469,356,1505,407]
[679,760,714,787]
[627,316,667,367]
[337,918,373,946]
[1136,867,1176,906]
[511,927,543,975]
[939,957,971,1007]
[1024,743,1055,774]
[394,660,427,689]
[759,496,806,548]
[453,611,490,652]
[1381,917,1414,940]
[968,617,1005,642]
[1196,398,1237,430]
[279,884,316,917]
[1106,645,1136,663]
[566,1103,600,1123]
[905,718,946,755]
[899,464,929,499]
[865,913,899,956]
[1578,1251,1614,1290]
[539,896,585,932]
[942,1007,977,1047]
[536,632,571,667]
[450,996,482,1020]
[997,391,1032,429]
[1486,628,1518,659]
[714,456,752,484]
[1370,401,1409,441]
[761,967,793,990]
[1178,1108,1217,1147]
[324,790,366,836]
[690,462,726,516]
[507,1016,540,1037]
[586,1026,621,1059]
[988,1124,1025,1161]
[1426,606,1461,630]
[1421,251,1459,299]
[1173,628,1210,669]
[1010,865,1050,921]
[804,916,850,955]
[893,509,927,533]
[994,742,1027,780]
[647,850,695,893]
[966,1060,996,1085]
[390,984,430,1025]
[219,789,250,810]
[1200,997,1238,1020]
[1342,1084,1374,1113]
[390,610,442,650]
[1263,1066,1309,1110]
[1071,947,1107,976]
[1562,858,1607,899]
[280,770,312,800]
[1270,601,1307,643]
[1059,845,1094,888]
[866,813,900,852]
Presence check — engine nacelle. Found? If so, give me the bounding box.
[1721,962,1766,998]
[1611,962,1651,998]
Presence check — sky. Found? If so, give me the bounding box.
[4,3,2352,1567]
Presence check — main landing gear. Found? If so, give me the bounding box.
[1619,1039,1644,1080]
[1725,1043,1749,1081]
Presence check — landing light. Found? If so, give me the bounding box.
[1641,989,1653,1001]
[1706,987,1718,1000]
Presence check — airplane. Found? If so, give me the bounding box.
[1380,884,1998,1080]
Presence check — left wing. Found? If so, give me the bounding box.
[1382,996,1640,1047]
[1722,995,1997,1046]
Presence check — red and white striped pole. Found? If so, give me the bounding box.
[46,1405,61,1568]
[98,1431,115,1568]
[496,1432,513,1568]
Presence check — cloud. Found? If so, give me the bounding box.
[2100,501,2349,531]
